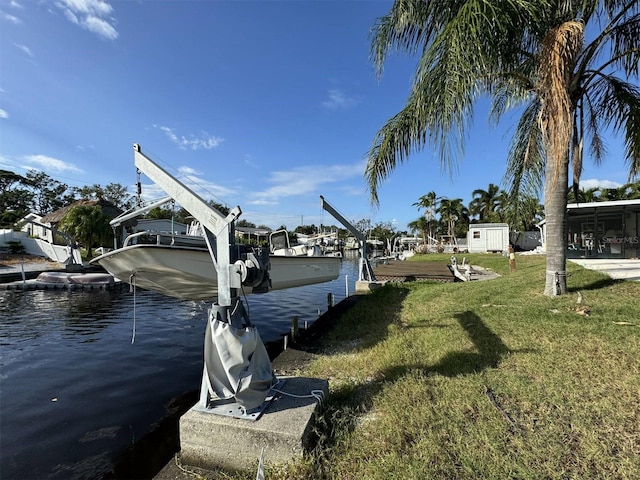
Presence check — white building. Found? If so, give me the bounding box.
[538,199,640,259]
[467,223,510,253]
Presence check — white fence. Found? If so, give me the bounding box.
[1,229,82,264]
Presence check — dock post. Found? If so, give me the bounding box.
[327,292,334,309]
[508,245,516,273]
[291,316,299,339]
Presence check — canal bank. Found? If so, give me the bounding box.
[0,254,66,280]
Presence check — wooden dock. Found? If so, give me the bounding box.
[372,260,455,283]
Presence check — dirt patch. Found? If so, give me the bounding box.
[0,253,56,266]
[0,253,53,266]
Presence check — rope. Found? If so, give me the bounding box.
[129,272,136,344]
[546,270,567,296]
[270,388,325,408]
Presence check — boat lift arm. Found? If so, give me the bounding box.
[133,144,245,306]
[132,144,275,413]
[108,195,173,228]
[319,195,375,282]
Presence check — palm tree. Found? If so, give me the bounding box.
[512,195,545,231]
[438,198,468,238]
[412,191,439,240]
[625,182,640,199]
[469,183,502,222]
[494,190,513,224]
[567,186,600,203]
[366,1,639,296]
[600,185,629,201]
[407,216,430,243]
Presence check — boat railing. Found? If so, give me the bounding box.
[123,230,206,248]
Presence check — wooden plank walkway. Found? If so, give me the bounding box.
[372,260,455,283]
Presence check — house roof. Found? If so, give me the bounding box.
[567,199,640,210]
[567,199,640,215]
[41,199,123,223]
[537,199,640,226]
[468,223,509,229]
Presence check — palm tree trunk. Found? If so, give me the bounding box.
[539,21,583,296]
[543,157,569,296]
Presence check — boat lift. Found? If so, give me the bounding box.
[132,144,276,417]
[319,195,376,282]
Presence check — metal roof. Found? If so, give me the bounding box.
[567,199,640,210]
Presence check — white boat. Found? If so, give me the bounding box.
[91,146,342,302]
[90,230,341,301]
[344,236,360,250]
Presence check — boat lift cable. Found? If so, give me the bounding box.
[140,145,232,211]
[270,388,325,408]
[129,272,137,344]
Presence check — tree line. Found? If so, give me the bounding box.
[2,169,638,259]
[0,169,134,228]
[408,182,640,242]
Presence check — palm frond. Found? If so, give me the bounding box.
[504,99,545,198]
[583,75,640,177]
[365,98,437,205]
[369,0,438,78]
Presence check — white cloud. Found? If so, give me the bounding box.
[243,154,258,169]
[74,144,95,152]
[249,161,365,205]
[156,125,224,150]
[322,88,358,110]
[13,42,33,57]
[55,0,118,40]
[1,10,22,24]
[580,178,622,190]
[0,154,14,170]
[24,154,83,173]
[246,198,278,206]
[0,109,8,119]
[178,166,201,176]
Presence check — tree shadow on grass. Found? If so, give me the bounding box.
[381,310,515,380]
[567,277,619,292]
[320,310,533,451]
[298,285,411,355]
[430,310,511,376]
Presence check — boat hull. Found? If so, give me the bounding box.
[91,244,341,301]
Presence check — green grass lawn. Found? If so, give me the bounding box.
[262,253,640,479]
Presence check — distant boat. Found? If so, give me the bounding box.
[91,230,341,301]
[366,237,384,250]
[344,236,360,250]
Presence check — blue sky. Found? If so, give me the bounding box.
[0,0,633,231]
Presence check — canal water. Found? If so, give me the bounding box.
[0,255,360,479]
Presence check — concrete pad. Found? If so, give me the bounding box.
[355,280,387,293]
[178,376,328,472]
[569,259,640,281]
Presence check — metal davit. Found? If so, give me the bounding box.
[133,144,277,418]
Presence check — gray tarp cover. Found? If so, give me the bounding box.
[204,316,276,410]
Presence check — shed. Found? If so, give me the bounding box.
[467,223,510,253]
